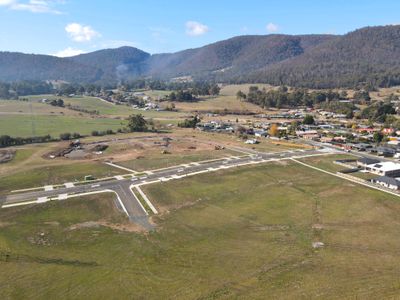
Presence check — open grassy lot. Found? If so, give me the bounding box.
[0,114,126,137]
[0,99,77,116]
[162,84,273,113]
[245,139,311,152]
[117,149,238,171]
[63,96,132,116]
[352,171,379,180]
[298,153,359,172]
[0,162,125,194]
[2,161,400,298]
[63,96,186,119]
[171,94,262,113]
[5,148,36,166]
[0,97,184,138]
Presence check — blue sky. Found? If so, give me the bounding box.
[0,0,399,56]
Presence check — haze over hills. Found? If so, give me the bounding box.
[2,25,400,88]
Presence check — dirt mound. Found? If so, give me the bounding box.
[0,150,15,164]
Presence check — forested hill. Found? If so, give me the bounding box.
[245,26,400,88]
[1,25,400,88]
[145,34,334,79]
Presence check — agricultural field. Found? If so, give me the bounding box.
[0,114,126,137]
[0,95,186,138]
[170,85,264,113]
[0,99,78,115]
[62,96,186,119]
[1,161,400,298]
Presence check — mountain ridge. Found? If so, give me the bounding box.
[1,25,400,88]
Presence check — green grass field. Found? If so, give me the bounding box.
[0,114,126,137]
[63,96,185,119]
[2,161,400,298]
[117,149,238,171]
[298,153,359,172]
[0,97,185,138]
[0,162,125,194]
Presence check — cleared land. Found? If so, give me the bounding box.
[0,162,125,194]
[298,153,359,173]
[117,149,238,171]
[170,85,265,113]
[0,96,184,138]
[1,162,400,298]
[0,114,126,137]
[62,96,185,119]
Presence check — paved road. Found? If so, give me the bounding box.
[0,148,324,230]
[303,139,398,163]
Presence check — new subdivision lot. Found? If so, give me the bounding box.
[1,161,400,298]
[116,149,239,171]
[0,162,125,194]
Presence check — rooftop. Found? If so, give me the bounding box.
[358,157,380,165]
[373,176,400,187]
[368,161,400,172]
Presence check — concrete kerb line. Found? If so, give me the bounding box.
[144,156,250,174]
[128,185,149,216]
[291,158,400,198]
[2,151,331,211]
[133,185,158,214]
[2,200,38,208]
[67,189,130,217]
[2,189,131,217]
[105,162,138,173]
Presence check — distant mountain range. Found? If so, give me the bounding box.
[2,25,400,88]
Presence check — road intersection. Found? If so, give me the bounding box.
[0,147,328,230]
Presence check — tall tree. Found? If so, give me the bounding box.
[127,114,147,132]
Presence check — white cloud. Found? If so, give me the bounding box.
[0,0,16,6]
[185,21,209,36]
[65,23,101,42]
[52,47,86,57]
[266,22,279,33]
[0,0,64,14]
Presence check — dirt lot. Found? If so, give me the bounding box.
[0,150,15,163]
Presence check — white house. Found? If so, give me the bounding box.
[365,161,400,177]
[372,176,400,190]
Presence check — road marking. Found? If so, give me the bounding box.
[44,185,53,191]
[160,177,173,182]
[37,197,49,203]
[58,194,68,200]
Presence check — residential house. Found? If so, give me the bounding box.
[372,176,400,190]
[365,161,400,177]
